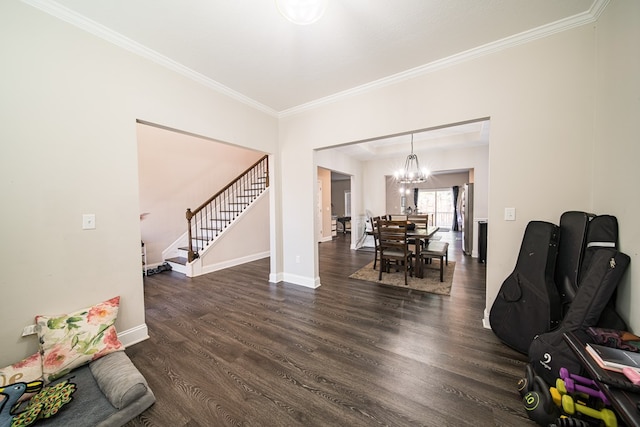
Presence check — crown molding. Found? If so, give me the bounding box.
[21,0,279,117]
[23,0,608,119]
[278,0,609,117]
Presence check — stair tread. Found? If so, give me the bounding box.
[166,257,188,265]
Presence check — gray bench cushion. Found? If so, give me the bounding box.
[423,241,448,256]
[90,351,148,410]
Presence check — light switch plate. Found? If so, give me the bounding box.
[82,213,96,229]
[504,207,516,221]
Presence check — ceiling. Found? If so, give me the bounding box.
[27,1,603,163]
[30,0,602,116]
[326,118,491,161]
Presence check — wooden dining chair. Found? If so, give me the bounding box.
[377,219,413,285]
[369,216,381,270]
[406,214,429,259]
[389,214,407,221]
[407,214,428,230]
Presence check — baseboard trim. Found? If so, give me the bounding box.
[118,323,149,348]
[482,308,491,329]
[280,273,321,289]
[199,251,269,276]
[269,272,284,283]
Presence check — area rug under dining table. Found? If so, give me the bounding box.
[349,260,455,295]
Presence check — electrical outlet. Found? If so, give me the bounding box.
[296,255,301,263]
[82,213,96,230]
[22,324,37,336]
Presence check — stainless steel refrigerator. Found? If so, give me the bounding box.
[461,183,474,256]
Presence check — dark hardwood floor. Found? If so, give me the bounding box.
[125,231,533,426]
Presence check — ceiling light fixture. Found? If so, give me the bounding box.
[394,134,429,184]
[276,0,328,25]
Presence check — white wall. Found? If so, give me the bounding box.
[280,18,637,329]
[199,192,270,273]
[0,1,277,366]
[137,123,265,265]
[592,1,640,329]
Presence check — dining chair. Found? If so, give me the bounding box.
[369,216,381,270]
[389,214,407,221]
[377,219,413,285]
[407,214,428,229]
[407,214,429,260]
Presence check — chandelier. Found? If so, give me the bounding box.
[394,134,428,184]
[276,0,328,25]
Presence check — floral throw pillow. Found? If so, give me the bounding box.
[0,352,43,387]
[36,296,124,382]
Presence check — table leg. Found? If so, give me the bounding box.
[416,239,423,278]
[416,238,432,279]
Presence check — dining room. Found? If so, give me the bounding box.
[315,119,489,257]
[315,121,489,300]
[348,213,456,296]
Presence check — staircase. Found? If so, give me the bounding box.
[164,155,269,276]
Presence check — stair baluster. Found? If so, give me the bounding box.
[185,155,269,262]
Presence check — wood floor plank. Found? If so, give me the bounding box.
[124,232,535,426]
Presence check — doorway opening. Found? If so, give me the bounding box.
[416,189,453,228]
[136,121,271,276]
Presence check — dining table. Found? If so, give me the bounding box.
[408,226,439,278]
[368,223,439,279]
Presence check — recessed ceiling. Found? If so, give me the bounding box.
[28,0,603,115]
[326,119,490,161]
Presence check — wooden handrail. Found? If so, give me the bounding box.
[187,154,268,221]
[185,154,269,262]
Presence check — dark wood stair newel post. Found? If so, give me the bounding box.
[186,208,196,262]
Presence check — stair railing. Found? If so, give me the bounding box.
[185,155,269,262]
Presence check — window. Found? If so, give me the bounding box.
[416,189,453,228]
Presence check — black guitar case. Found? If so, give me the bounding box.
[554,212,625,329]
[580,215,627,330]
[489,221,561,354]
[555,211,594,316]
[528,248,631,384]
[580,215,619,277]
